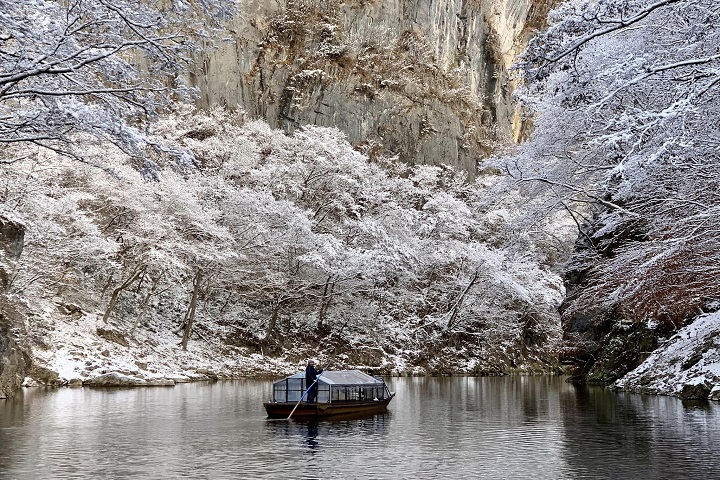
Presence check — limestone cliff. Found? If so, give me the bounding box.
[0,216,29,399]
[0,216,23,294]
[0,304,31,399]
[189,0,555,177]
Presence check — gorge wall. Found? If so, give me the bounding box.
[189,0,555,177]
[1,1,560,398]
[0,216,29,399]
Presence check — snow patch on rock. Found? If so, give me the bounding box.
[615,313,720,399]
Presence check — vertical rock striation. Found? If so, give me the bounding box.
[189,0,554,177]
[0,216,29,399]
[0,307,30,399]
[0,216,23,293]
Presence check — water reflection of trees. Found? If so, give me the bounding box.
[0,389,27,472]
[559,384,720,478]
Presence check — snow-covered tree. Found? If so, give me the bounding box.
[2,99,565,373]
[504,0,720,378]
[0,0,234,176]
[150,109,565,368]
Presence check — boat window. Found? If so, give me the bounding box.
[331,386,357,402]
[375,387,385,400]
[362,387,376,400]
[273,377,306,402]
[273,379,287,402]
[331,386,343,402]
[328,385,385,402]
[317,385,330,403]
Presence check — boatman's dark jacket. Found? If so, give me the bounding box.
[305,365,323,387]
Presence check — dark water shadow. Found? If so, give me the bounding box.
[265,411,391,455]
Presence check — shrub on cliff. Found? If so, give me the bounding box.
[503,0,720,379]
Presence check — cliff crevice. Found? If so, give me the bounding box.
[189,0,555,177]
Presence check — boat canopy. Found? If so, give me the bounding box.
[271,369,389,404]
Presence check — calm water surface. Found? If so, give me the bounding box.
[1,376,719,479]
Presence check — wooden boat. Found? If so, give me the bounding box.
[264,369,395,419]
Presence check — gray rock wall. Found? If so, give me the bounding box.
[189,0,551,177]
[0,307,30,399]
[0,216,29,399]
[0,216,24,293]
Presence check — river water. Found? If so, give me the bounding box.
[1,376,718,479]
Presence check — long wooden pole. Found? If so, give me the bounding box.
[286,364,330,420]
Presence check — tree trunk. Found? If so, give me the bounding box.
[263,299,280,345]
[181,269,203,351]
[132,272,162,332]
[100,274,114,296]
[102,266,145,324]
[317,275,335,328]
[447,270,480,331]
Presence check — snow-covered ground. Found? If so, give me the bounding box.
[23,304,298,387]
[19,299,720,401]
[615,313,720,400]
[19,296,425,388]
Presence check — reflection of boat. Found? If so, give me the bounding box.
[301,411,391,423]
[264,370,395,419]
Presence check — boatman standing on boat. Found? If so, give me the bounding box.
[305,359,323,403]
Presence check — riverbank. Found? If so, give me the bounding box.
[614,312,720,401]
[21,308,304,388]
[19,306,552,389]
[6,300,720,400]
[5,286,560,393]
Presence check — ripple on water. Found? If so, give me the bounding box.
[1,378,719,479]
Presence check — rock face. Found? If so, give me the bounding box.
[558,224,661,385]
[613,313,720,399]
[0,309,31,399]
[0,216,29,399]
[558,211,708,388]
[190,0,555,177]
[0,216,24,293]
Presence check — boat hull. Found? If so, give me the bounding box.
[264,396,394,419]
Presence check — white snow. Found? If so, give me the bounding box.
[615,312,720,399]
[24,298,298,386]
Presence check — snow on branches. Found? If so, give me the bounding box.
[510,0,720,329]
[0,0,234,176]
[2,107,564,373]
